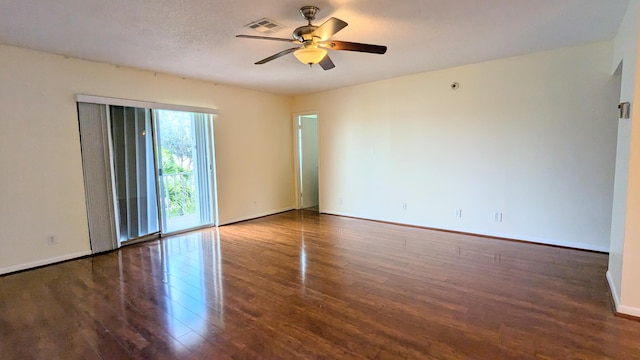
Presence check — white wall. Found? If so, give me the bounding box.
[293,41,619,252]
[608,0,639,313]
[0,44,294,274]
[608,0,640,317]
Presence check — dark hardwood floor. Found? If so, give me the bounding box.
[2,210,640,359]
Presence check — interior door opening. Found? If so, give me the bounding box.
[296,113,319,211]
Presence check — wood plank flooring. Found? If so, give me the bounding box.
[2,210,640,359]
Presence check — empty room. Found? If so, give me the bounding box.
[2,0,640,358]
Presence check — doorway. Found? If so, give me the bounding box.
[295,113,319,211]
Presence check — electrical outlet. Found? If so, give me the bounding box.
[47,236,57,245]
[455,209,462,218]
[338,197,343,205]
[402,203,408,210]
[494,212,503,223]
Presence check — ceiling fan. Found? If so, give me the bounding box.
[236,5,387,70]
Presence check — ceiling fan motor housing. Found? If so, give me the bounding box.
[293,25,318,42]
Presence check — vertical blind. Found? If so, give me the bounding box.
[194,112,213,225]
[110,106,160,242]
[77,102,119,253]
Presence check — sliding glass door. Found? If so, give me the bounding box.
[108,106,215,242]
[78,96,218,251]
[155,110,214,234]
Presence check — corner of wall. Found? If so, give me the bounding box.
[607,0,639,317]
[607,270,621,311]
[606,270,640,319]
[610,267,640,317]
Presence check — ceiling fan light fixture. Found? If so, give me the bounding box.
[293,47,327,65]
[236,5,387,70]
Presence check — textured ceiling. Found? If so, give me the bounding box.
[0,0,630,95]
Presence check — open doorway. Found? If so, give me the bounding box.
[294,113,319,211]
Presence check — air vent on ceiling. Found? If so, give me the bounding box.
[244,18,285,34]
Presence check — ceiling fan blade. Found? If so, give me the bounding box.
[320,40,387,54]
[255,47,299,64]
[311,17,348,41]
[236,34,299,43]
[319,55,335,71]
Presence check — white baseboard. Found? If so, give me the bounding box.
[487,233,609,253]
[321,210,609,252]
[0,250,93,275]
[219,207,295,226]
[617,304,640,318]
[607,271,621,311]
[608,270,640,317]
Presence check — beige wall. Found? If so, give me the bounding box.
[609,0,640,317]
[0,44,294,273]
[293,41,619,252]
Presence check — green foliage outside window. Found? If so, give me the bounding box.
[161,148,195,217]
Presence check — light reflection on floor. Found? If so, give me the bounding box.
[155,228,224,350]
[300,234,307,289]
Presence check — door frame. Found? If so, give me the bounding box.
[292,111,320,210]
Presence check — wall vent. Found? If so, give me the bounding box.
[244,18,285,34]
